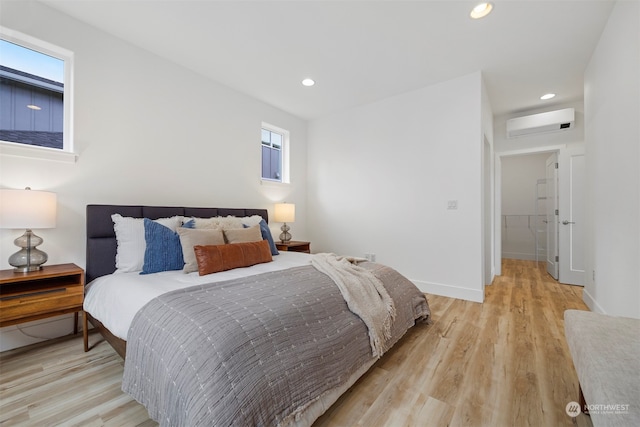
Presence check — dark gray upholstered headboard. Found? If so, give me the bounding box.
[85,205,269,284]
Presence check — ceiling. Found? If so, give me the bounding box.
[39,0,615,120]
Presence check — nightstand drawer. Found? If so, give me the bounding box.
[0,263,85,328]
[276,241,311,253]
[0,285,83,324]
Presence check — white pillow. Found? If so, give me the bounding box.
[112,214,182,273]
[241,215,264,227]
[190,215,243,230]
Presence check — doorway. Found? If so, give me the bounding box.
[495,145,585,285]
[500,152,552,263]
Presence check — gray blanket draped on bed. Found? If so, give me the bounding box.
[122,263,429,427]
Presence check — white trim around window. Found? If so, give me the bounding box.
[261,122,290,184]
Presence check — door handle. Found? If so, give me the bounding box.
[562,220,575,225]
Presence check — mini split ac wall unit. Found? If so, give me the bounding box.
[506,108,575,138]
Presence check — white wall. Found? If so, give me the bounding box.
[0,1,308,350]
[307,72,487,302]
[501,153,548,260]
[583,0,639,318]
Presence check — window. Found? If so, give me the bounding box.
[0,27,74,157]
[261,123,289,183]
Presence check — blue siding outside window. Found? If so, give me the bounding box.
[0,36,68,151]
[261,128,283,181]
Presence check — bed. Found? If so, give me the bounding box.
[83,204,430,426]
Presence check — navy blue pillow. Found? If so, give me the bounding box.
[258,219,279,255]
[141,218,184,274]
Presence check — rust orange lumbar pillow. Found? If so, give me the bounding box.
[194,239,273,276]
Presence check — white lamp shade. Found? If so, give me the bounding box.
[274,203,295,223]
[0,189,57,229]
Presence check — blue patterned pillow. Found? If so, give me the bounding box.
[141,218,184,274]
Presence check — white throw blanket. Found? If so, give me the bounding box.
[311,253,396,357]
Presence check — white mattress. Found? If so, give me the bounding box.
[83,252,312,341]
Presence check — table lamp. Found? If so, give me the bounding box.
[274,203,295,243]
[0,187,57,272]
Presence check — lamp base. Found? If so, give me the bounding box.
[279,223,292,243]
[10,263,44,273]
[8,230,48,272]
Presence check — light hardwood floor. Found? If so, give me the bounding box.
[0,259,593,426]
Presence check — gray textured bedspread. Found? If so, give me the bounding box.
[122,263,430,426]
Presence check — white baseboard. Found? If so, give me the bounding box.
[0,314,81,352]
[486,270,496,286]
[582,288,606,314]
[412,279,484,303]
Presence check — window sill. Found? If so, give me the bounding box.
[0,141,77,163]
[260,179,290,187]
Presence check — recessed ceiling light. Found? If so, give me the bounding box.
[470,2,493,19]
[302,78,315,87]
[540,93,556,100]
[26,104,41,110]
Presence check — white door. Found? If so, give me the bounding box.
[559,146,586,285]
[546,153,559,279]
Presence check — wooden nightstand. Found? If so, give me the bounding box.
[276,241,311,253]
[0,263,84,339]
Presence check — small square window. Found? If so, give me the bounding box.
[0,27,74,157]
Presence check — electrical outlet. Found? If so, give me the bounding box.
[447,200,458,210]
[365,253,376,262]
